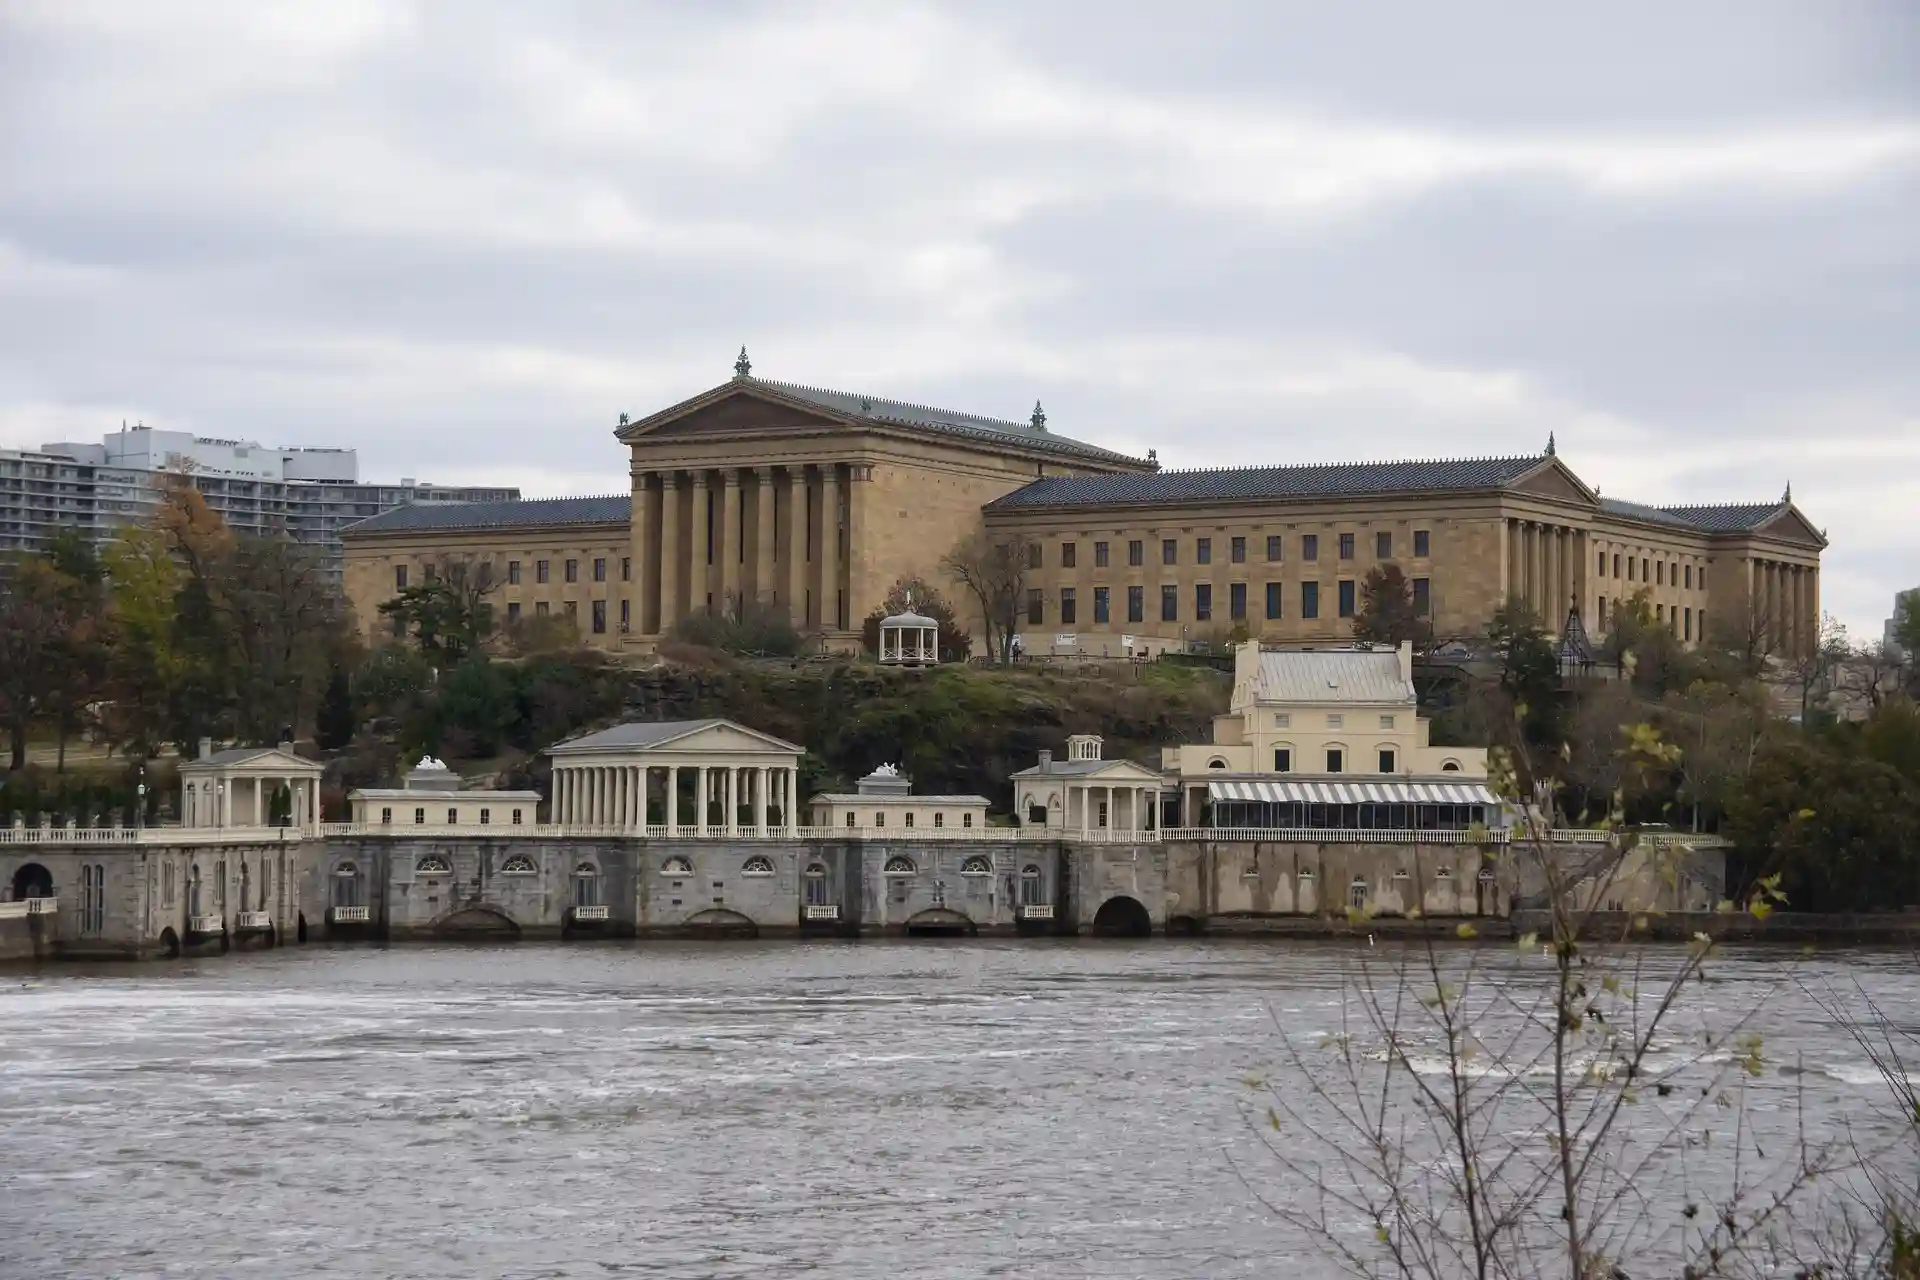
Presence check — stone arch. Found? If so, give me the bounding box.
[904,907,975,937]
[10,862,53,901]
[883,855,916,876]
[159,926,181,959]
[433,905,521,938]
[683,908,757,938]
[1091,895,1152,937]
[740,855,775,877]
[959,855,993,876]
[660,855,694,876]
[499,854,538,875]
[1441,759,1464,773]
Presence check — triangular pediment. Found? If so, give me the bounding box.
[1508,457,1600,505]
[616,382,851,443]
[180,746,323,775]
[1752,505,1828,547]
[671,721,806,756]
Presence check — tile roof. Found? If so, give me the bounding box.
[751,378,1145,467]
[1597,497,1700,530]
[1245,649,1413,706]
[180,746,322,772]
[1600,497,1787,534]
[985,455,1545,509]
[548,718,804,755]
[342,495,629,536]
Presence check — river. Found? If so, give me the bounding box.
[2,940,1914,1279]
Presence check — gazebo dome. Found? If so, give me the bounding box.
[877,594,941,667]
[881,607,935,629]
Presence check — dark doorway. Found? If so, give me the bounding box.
[1091,895,1152,937]
[11,863,53,901]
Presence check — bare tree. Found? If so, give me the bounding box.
[1783,612,1850,725]
[940,530,1036,663]
[1705,586,1779,680]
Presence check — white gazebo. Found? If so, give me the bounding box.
[1009,735,1164,837]
[547,718,805,835]
[178,738,325,834]
[877,597,940,666]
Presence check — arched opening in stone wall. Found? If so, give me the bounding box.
[683,908,757,939]
[11,862,53,901]
[159,926,180,959]
[904,907,975,937]
[434,906,521,939]
[1091,895,1152,937]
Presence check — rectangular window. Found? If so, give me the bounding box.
[846,812,856,828]
[1027,543,1042,570]
[1656,561,1664,586]
[1196,537,1212,565]
[1027,588,1044,624]
[905,812,914,828]
[1375,531,1392,559]
[1162,538,1178,566]
[1094,541,1109,568]
[1413,577,1430,616]
[537,559,550,584]
[875,812,885,827]
[1060,588,1077,625]
[591,600,607,634]
[621,557,631,581]
[1700,567,1708,591]
[507,602,522,623]
[414,807,425,825]
[1229,582,1246,620]
[1302,534,1319,561]
[1614,553,1622,578]
[1093,586,1110,624]
[1326,749,1344,773]
[1684,564,1693,589]
[1380,714,1396,729]
[1266,535,1283,562]
[1684,607,1693,640]
[1230,536,1246,563]
[1598,595,1608,626]
[381,807,392,825]
[1128,539,1143,567]
[480,808,491,825]
[507,560,522,585]
[1414,530,1430,558]
[1627,558,1635,582]
[512,809,524,825]
[1338,579,1356,617]
[593,557,606,582]
[963,813,973,828]
[564,601,577,617]
[1328,713,1343,729]
[1378,749,1396,773]
[620,600,630,630]
[1656,603,1665,623]
[1127,585,1144,623]
[1642,558,1650,581]
[1339,533,1355,560]
[1273,748,1291,772]
[565,558,579,583]
[1265,582,1283,620]
[1597,550,1606,576]
[1274,713,1291,728]
[535,601,550,616]
[394,565,408,591]
[1061,542,1076,569]
[933,812,944,828]
[1161,584,1178,622]
[1301,581,1320,619]
[1195,583,1212,622]
[447,807,458,824]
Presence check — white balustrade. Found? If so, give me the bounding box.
[235,911,272,930]
[802,904,840,921]
[189,915,224,934]
[331,906,371,922]
[572,905,610,921]
[25,897,56,915]
[1019,904,1055,920]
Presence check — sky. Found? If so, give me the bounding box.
[1,1,1915,637]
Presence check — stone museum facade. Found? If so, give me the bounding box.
[341,355,1828,656]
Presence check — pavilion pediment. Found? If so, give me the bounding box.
[669,722,805,756]
[618,385,850,443]
[1508,457,1599,506]
[1752,505,1827,548]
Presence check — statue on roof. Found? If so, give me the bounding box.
[733,346,752,379]
[1546,431,1557,456]
[1031,401,1046,432]
[872,763,899,778]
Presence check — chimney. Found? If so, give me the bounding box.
[1038,749,1053,770]
[198,737,213,761]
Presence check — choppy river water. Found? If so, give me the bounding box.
[2,941,1915,1279]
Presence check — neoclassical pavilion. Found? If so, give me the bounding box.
[178,740,325,834]
[877,596,941,666]
[1009,735,1164,837]
[547,719,805,834]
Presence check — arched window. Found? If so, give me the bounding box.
[1018,863,1047,906]
[960,855,993,876]
[1477,867,1497,884]
[660,855,694,876]
[1441,759,1463,773]
[741,856,775,877]
[1435,866,1453,880]
[1207,757,1228,770]
[500,854,538,874]
[883,856,916,876]
[416,855,451,875]
[803,862,831,907]
[573,861,600,908]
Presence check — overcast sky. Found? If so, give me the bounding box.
[2,1,1915,636]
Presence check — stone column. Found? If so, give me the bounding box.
[784,467,807,628]
[720,468,742,616]
[845,462,870,637]
[659,473,682,636]
[666,765,680,836]
[753,767,768,833]
[696,767,710,835]
[753,468,776,608]
[818,464,840,632]
[1505,519,1520,604]
[785,767,799,834]
[629,470,650,638]
[586,768,598,827]
[689,470,711,618]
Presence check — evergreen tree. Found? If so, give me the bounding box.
[315,664,356,750]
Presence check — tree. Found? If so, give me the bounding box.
[940,531,1035,664]
[379,558,498,665]
[315,665,356,750]
[1485,599,1565,779]
[1783,611,1849,725]
[1658,679,1770,832]
[1705,582,1779,679]
[860,577,972,662]
[1352,564,1426,648]
[98,525,184,761]
[0,556,80,770]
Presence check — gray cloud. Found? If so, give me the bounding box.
[1,0,1915,635]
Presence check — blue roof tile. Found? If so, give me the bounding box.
[343,495,629,536]
[986,455,1546,509]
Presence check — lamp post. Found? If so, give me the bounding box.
[135,762,147,836]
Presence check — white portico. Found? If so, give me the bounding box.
[178,739,325,834]
[1009,735,1163,837]
[547,719,805,835]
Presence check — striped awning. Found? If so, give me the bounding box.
[1207,779,1499,806]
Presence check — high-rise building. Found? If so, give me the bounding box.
[1,425,517,582]
[1888,587,1919,660]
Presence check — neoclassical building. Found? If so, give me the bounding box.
[341,356,1827,657]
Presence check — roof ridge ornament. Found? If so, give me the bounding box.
[1546,431,1557,456]
[733,346,752,379]
[1783,481,1792,503]
[1031,400,1046,432]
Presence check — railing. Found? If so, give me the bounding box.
[1162,827,1511,844]
[188,915,224,934]
[803,904,840,921]
[571,905,610,921]
[1019,904,1056,920]
[235,911,272,930]
[1530,828,1733,850]
[0,898,52,920]
[331,906,371,923]
[0,825,303,846]
[316,821,1106,842]
[26,896,57,916]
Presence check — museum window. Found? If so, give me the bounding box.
[620,600,630,631]
[1413,577,1430,616]
[1059,588,1077,625]
[1127,585,1144,623]
[1273,748,1291,772]
[593,557,606,582]
[1161,584,1178,622]
[1626,557,1635,581]
[1380,714,1396,729]
[1684,564,1693,589]
[845,812,857,828]
[1684,607,1693,641]
[1128,539,1143,567]
[507,602,521,623]
[1195,583,1212,622]
[564,601,577,618]
[1339,533,1355,560]
[875,812,886,828]
[1414,530,1430,558]
[1302,534,1319,561]
[394,565,408,591]
[1327,748,1345,773]
[1230,536,1246,564]
[1265,582,1282,620]
[1700,567,1708,591]
[1027,543,1042,570]
[1596,550,1606,576]
[1378,749,1396,773]
[1196,537,1211,565]
[1338,579,1356,617]
[1657,561,1664,586]
[1061,542,1076,569]
[1642,558,1650,581]
[1027,588,1044,624]
[1375,531,1392,559]
[537,559,550,584]
[1301,581,1319,619]
[1093,586,1110,624]
[1266,535,1283,562]
[963,813,974,828]
[1229,582,1246,621]
[565,558,579,583]
[507,560,522,585]
[592,600,607,634]
[480,808,491,825]
[934,812,944,828]
[1094,541,1109,567]
[1162,538,1178,565]
[904,812,915,828]
[535,602,549,617]
[1598,595,1608,626]
[1614,553,1622,578]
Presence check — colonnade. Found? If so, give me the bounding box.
[552,762,800,835]
[1505,519,1586,635]
[628,462,871,638]
[1067,784,1159,836]
[1748,557,1818,660]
